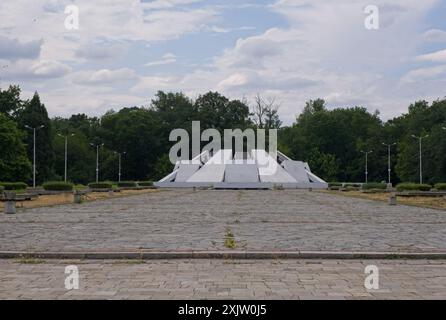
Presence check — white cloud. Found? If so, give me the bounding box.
[1,59,71,80]
[401,65,446,82]
[417,49,446,63]
[144,53,177,67]
[422,29,446,42]
[1,0,445,124]
[142,0,204,10]
[72,68,138,85]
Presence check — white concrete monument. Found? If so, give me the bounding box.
[155,149,328,189]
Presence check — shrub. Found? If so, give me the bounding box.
[362,183,387,190]
[42,181,74,191]
[0,186,4,193]
[344,183,362,188]
[0,182,28,190]
[117,181,137,188]
[138,181,153,187]
[328,182,342,187]
[434,183,446,191]
[396,183,432,192]
[88,182,113,189]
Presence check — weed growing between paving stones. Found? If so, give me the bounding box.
[16,258,46,264]
[225,229,237,249]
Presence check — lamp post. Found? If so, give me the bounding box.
[411,134,429,184]
[360,150,373,184]
[382,142,396,186]
[24,125,45,188]
[114,151,126,182]
[90,143,104,183]
[57,133,75,182]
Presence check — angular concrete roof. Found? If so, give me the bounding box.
[155,149,328,189]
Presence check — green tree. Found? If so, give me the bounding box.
[16,92,55,184]
[0,85,23,117]
[195,92,251,131]
[0,113,31,182]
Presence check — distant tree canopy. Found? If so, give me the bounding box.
[0,84,446,184]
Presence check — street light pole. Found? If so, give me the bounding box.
[382,142,396,185]
[360,150,373,184]
[24,125,45,188]
[412,134,429,184]
[58,134,75,182]
[90,143,104,183]
[114,151,127,182]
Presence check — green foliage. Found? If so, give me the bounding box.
[15,92,55,184]
[396,183,432,192]
[328,182,343,187]
[0,113,32,182]
[42,181,74,191]
[88,182,113,189]
[117,181,137,187]
[138,181,153,187]
[0,85,22,116]
[362,183,387,190]
[434,183,446,191]
[3,85,446,186]
[0,182,28,190]
[0,185,4,193]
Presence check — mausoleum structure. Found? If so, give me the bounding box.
[155,149,328,189]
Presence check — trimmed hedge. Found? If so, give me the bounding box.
[328,182,342,187]
[0,182,28,190]
[396,183,432,192]
[138,181,153,187]
[362,183,387,190]
[88,182,113,189]
[434,183,446,191]
[42,181,74,191]
[343,183,362,188]
[117,181,137,188]
[0,186,4,193]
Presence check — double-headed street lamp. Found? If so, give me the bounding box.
[24,125,45,188]
[360,150,373,184]
[57,133,75,182]
[90,143,104,183]
[382,142,397,186]
[412,134,429,184]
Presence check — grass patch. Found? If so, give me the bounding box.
[224,229,237,249]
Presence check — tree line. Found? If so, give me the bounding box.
[1,85,445,185]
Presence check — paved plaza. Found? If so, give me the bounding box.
[1,190,446,300]
[0,259,445,299]
[0,190,445,253]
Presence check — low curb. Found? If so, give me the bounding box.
[1,251,446,260]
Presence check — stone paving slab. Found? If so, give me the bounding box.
[0,259,445,299]
[0,190,445,253]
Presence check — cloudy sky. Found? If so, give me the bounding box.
[1,0,446,124]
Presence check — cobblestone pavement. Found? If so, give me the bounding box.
[0,190,445,252]
[0,259,445,299]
